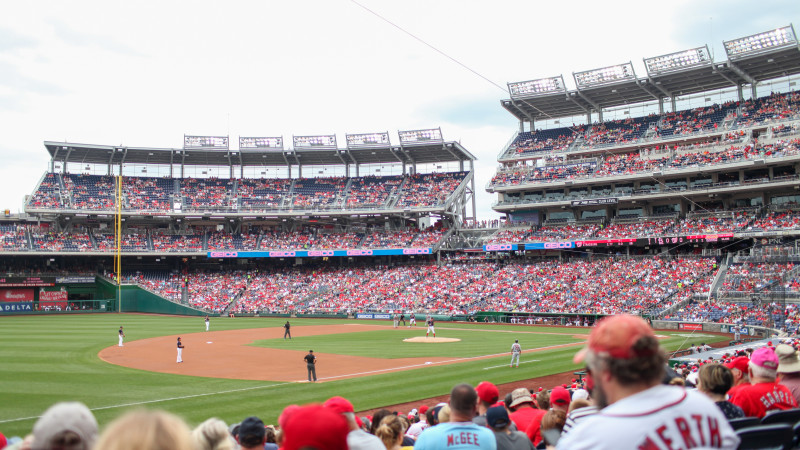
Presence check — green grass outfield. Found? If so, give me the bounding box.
[0,314,727,438]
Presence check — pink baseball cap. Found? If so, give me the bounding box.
[750,347,779,370]
[574,314,655,363]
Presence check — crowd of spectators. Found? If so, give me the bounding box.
[237,178,292,210]
[656,102,736,137]
[748,210,800,231]
[27,173,64,209]
[528,223,600,241]
[673,210,752,234]
[93,231,150,252]
[206,232,259,251]
[719,262,797,296]
[490,137,800,189]
[0,225,28,251]
[291,177,347,209]
[510,127,583,155]
[594,219,675,238]
[180,178,234,210]
[64,174,116,210]
[395,172,466,208]
[738,91,800,127]
[124,177,173,211]
[258,229,362,250]
[580,115,657,147]
[346,176,402,208]
[30,228,93,252]
[151,230,205,252]
[28,172,466,213]
[134,257,715,318]
[500,91,799,160]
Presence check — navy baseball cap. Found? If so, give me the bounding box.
[486,405,510,429]
[238,416,265,446]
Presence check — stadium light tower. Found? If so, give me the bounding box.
[723,25,798,59]
[507,75,566,98]
[644,46,713,76]
[573,62,636,88]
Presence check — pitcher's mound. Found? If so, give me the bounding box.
[403,337,461,343]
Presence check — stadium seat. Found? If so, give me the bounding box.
[761,408,800,426]
[736,423,792,450]
[728,417,760,430]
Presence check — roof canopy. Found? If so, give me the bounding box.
[502,25,800,122]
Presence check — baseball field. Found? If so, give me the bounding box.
[0,313,728,438]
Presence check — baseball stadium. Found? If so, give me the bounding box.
[3,19,800,450]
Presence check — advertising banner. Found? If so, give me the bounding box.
[356,313,391,320]
[0,289,34,302]
[679,323,703,331]
[39,289,68,308]
[0,302,34,313]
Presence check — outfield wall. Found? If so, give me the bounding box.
[96,278,206,316]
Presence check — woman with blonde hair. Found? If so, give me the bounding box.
[94,409,194,450]
[374,414,411,450]
[192,417,235,450]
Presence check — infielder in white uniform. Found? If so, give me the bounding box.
[393,313,399,328]
[176,337,184,363]
[118,326,125,347]
[205,315,209,331]
[510,339,521,368]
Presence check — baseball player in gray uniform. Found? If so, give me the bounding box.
[510,339,521,368]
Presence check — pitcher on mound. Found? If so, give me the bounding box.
[426,317,435,338]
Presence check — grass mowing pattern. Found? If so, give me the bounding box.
[0,314,727,438]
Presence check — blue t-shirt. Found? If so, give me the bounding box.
[415,422,497,450]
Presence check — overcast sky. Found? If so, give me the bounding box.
[1,0,798,219]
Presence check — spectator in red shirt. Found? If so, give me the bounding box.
[729,347,797,417]
[508,388,544,446]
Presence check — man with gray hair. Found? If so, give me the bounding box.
[31,402,98,450]
[323,396,383,450]
[729,346,797,418]
[557,314,739,450]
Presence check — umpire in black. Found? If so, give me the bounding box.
[304,350,317,382]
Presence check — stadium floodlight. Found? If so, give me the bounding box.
[398,128,443,145]
[292,134,337,149]
[573,63,636,88]
[508,76,566,98]
[183,135,229,150]
[346,132,391,149]
[723,26,797,59]
[239,136,283,150]
[644,46,712,76]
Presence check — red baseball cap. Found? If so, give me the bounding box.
[725,356,750,373]
[574,314,655,363]
[419,405,429,415]
[323,396,354,414]
[281,405,349,450]
[550,387,571,406]
[476,381,499,404]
